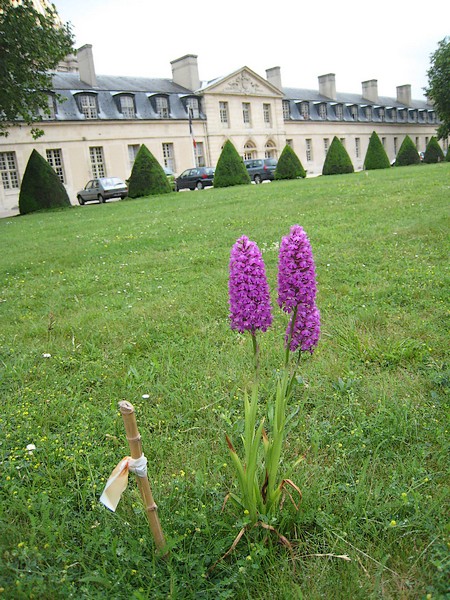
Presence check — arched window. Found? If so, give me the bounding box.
[118,94,136,119]
[76,93,98,119]
[243,141,256,160]
[265,140,277,159]
[186,96,200,118]
[149,95,170,118]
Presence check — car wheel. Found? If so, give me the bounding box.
[77,196,85,205]
[254,175,262,184]
[196,181,203,190]
[98,194,105,203]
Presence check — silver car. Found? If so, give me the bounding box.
[77,177,128,204]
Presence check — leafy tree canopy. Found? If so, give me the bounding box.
[0,0,74,139]
[425,36,450,140]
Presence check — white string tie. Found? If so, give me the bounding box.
[128,454,148,478]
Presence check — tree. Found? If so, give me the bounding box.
[274,145,306,179]
[322,136,354,175]
[423,136,445,163]
[127,144,172,198]
[213,140,250,188]
[425,37,450,140]
[0,0,74,139]
[394,136,420,166]
[19,149,71,215]
[364,131,391,170]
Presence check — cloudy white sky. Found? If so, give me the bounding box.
[55,0,448,100]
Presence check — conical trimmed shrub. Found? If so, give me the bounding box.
[395,136,420,166]
[274,145,306,179]
[213,140,250,188]
[128,144,172,198]
[423,136,444,163]
[364,131,391,170]
[19,149,71,215]
[322,136,354,175]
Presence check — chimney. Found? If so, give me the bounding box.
[171,54,200,91]
[362,79,378,103]
[266,66,282,90]
[318,73,336,100]
[77,44,97,87]
[396,84,411,106]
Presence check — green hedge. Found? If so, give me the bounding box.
[423,136,445,163]
[364,131,391,170]
[322,136,354,175]
[274,145,306,179]
[213,140,250,188]
[19,149,71,215]
[127,144,172,198]
[395,136,420,166]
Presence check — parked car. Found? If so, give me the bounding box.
[244,158,277,183]
[77,177,128,204]
[164,167,176,191]
[176,167,215,191]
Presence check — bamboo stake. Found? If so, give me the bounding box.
[118,400,167,556]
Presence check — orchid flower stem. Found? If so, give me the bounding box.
[284,306,298,368]
[251,332,259,379]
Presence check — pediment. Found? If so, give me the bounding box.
[201,67,283,97]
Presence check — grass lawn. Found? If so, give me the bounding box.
[0,164,449,599]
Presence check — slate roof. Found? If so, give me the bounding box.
[50,72,201,121]
[48,71,435,124]
[283,87,431,110]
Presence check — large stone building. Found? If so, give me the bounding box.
[0,45,446,213]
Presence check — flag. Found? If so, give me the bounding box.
[188,107,197,149]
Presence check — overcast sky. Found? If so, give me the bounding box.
[55,0,448,100]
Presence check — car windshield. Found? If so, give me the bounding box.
[101,178,124,187]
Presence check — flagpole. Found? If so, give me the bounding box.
[188,106,197,167]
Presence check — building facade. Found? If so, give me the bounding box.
[0,46,446,213]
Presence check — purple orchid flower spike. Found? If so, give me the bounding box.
[229,235,273,334]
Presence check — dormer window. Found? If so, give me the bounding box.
[429,111,435,122]
[119,94,136,119]
[419,110,427,123]
[186,97,200,118]
[390,108,397,121]
[350,105,358,121]
[155,96,169,118]
[77,94,98,119]
[409,109,417,122]
[300,101,310,120]
[365,106,372,120]
[282,100,291,120]
[378,107,385,121]
[318,103,327,119]
[335,104,343,120]
[398,108,406,121]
